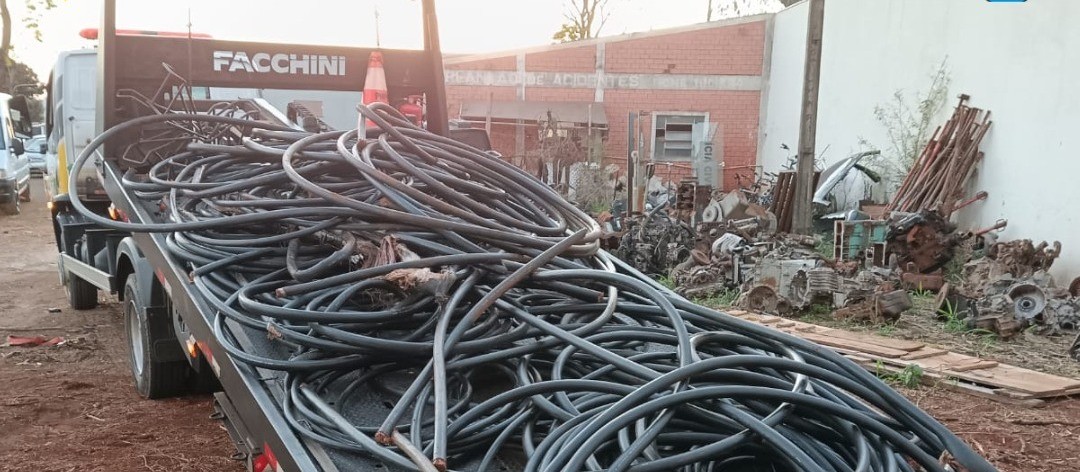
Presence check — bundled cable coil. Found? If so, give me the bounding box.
[68,103,995,472]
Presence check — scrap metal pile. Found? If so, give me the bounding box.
[68,103,995,471]
[947,238,1079,340]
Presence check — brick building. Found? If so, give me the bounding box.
[443,14,771,192]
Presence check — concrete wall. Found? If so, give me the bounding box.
[444,15,770,190]
[761,0,1080,281]
[759,0,807,172]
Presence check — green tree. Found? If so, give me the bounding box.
[552,0,610,43]
[0,0,60,122]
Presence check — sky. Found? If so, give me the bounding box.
[12,0,782,80]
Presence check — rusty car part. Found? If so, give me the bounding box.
[742,285,781,313]
[985,239,1061,278]
[807,267,840,298]
[875,290,914,320]
[1007,283,1048,320]
[885,210,959,274]
[1070,277,1080,298]
[900,269,945,292]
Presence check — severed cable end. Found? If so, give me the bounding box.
[433,458,447,472]
[374,430,393,446]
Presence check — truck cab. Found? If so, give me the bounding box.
[44,49,103,207]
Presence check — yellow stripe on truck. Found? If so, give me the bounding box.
[56,140,68,198]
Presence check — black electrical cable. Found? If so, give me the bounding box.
[70,101,998,472]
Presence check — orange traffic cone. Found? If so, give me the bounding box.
[360,51,388,131]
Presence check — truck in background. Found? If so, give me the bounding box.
[0,93,33,215]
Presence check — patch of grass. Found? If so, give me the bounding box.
[938,299,968,333]
[815,237,835,260]
[798,303,835,324]
[909,287,934,300]
[935,299,1003,355]
[942,254,965,285]
[875,360,924,389]
[656,275,676,290]
[971,331,999,357]
[807,303,832,317]
[877,323,897,337]
[893,364,924,388]
[694,288,741,309]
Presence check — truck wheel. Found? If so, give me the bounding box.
[68,274,99,310]
[124,276,190,399]
[1,198,18,215]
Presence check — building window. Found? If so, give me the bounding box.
[651,112,708,161]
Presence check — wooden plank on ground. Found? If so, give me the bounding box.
[901,348,948,360]
[868,351,1075,397]
[794,332,911,358]
[969,363,1080,397]
[734,310,1080,400]
[816,329,925,352]
[730,312,925,352]
[847,355,1046,408]
[915,353,999,372]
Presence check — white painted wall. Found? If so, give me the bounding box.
[762,0,1080,282]
[759,0,807,172]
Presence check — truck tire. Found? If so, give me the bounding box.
[68,275,99,310]
[1,198,18,215]
[124,276,190,399]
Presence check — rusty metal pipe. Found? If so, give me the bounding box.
[953,191,988,212]
[974,219,1007,237]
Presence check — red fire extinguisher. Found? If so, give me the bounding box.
[397,95,424,127]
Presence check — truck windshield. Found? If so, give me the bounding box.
[115,0,424,50]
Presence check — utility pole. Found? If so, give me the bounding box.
[791,0,824,234]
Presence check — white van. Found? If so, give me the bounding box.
[0,93,30,215]
[44,49,100,205]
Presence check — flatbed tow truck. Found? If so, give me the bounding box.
[45,1,458,470]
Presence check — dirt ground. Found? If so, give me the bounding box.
[0,181,235,472]
[4,181,1080,471]
[808,297,1080,471]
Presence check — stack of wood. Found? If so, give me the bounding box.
[770,171,797,233]
[770,171,819,233]
[885,95,992,218]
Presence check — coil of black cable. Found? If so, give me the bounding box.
[67,102,996,472]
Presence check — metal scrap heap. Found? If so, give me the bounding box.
[67,103,995,471]
[946,238,1076,340]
